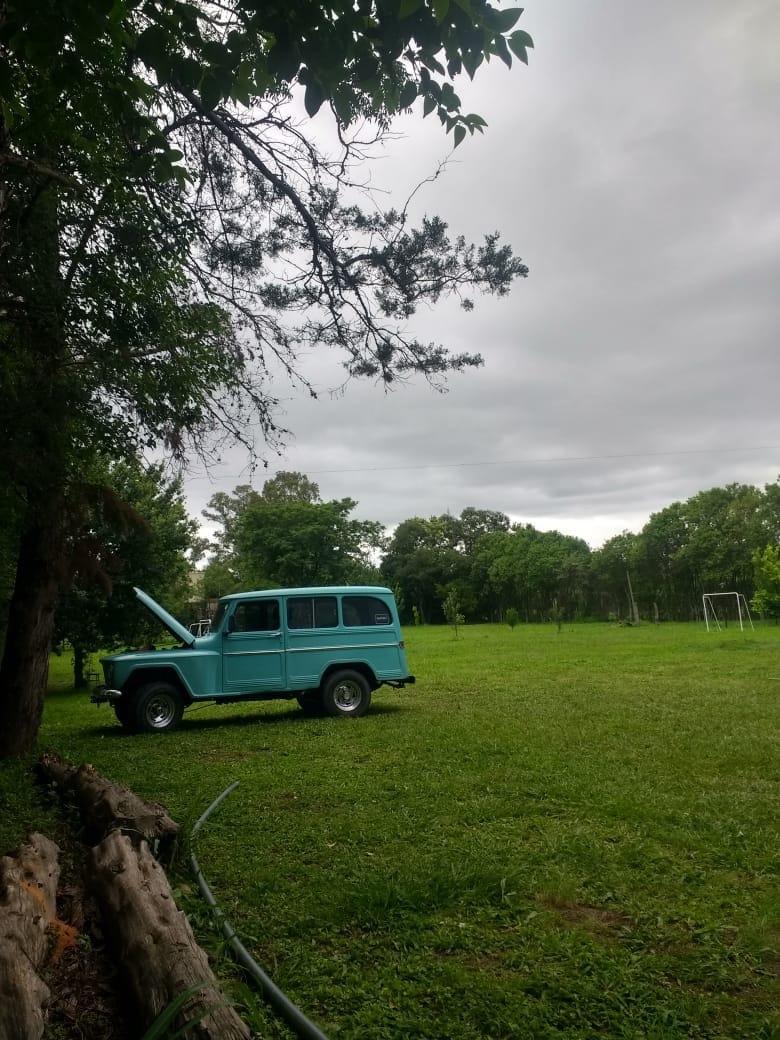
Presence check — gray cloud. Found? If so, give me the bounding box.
[185,0,780,548]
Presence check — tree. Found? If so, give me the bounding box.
[591,531,643,620]
[53,460,198,686]
[260,472,321,505]
[0,1,533,756]
[235,498,384,589]
[751,546,780,619]
[381,515,467,623]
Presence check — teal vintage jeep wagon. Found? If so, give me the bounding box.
[92,586,415,733]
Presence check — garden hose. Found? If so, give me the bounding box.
[190,782,331,1040]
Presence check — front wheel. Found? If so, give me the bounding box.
[132,682,184,733]
[321,671,372,718]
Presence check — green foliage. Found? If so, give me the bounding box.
[201,475,384,590]
[441,586,465,638]
[1,0,533,142]
[53,458,198,681]
[751,545,780,618]
[505,606,519,629]
[236,498,383,588]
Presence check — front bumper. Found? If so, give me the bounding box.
[91,685,124,705]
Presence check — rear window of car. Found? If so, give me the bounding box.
[287,596,339,629]
[342,595,392,627]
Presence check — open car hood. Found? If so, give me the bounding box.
[134,587,195,647]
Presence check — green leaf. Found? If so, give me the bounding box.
[493,7,523,33]
[491,34,513,69]
[399,0,425,17]
[304,78,325,117]
[135,25,172,72]
[508,29,534,64]
[199,72,222,111]
[399,80,418,109]
[432,0,450,25]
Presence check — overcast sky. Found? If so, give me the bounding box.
[185,0,780,549]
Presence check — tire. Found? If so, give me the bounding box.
[321,670,372,718]
[113,698,136,732]
[132,682,184,733]
[297,691,325,716]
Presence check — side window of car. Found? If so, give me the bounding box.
[233,600,280,632]
[287,597,338,629]
[342,596,392,627]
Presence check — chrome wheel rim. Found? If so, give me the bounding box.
[145,693,176,728]
[333,680,363,712]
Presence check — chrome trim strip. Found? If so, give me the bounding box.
[224,650,283,656]
[286,642,398,653]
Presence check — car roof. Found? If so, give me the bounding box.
[218,586,393,603]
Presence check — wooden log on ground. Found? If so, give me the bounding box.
[38,752,179,856]
[89,831,250,1040]
[0,833,60,1040]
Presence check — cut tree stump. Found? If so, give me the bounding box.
[38,752,179,857]
[0,833,60,1040]
[89,831,250,1040]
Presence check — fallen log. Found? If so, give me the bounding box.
[89,831,250,1040]
[0,833,60,1040]
[38,752,179,857]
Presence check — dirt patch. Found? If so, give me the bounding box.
[536,894,633,940]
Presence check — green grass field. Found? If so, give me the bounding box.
[3,622,779,1039]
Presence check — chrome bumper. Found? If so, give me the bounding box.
[91,685,124,705]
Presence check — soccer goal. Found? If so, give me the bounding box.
[702,592,754,632]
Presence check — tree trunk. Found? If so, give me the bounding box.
[0,833,61,1040]
[89,833,251,1040]
[38,752,180,857]
[0,503,64,758]
[73,645,86,688]
[0,138,69,759]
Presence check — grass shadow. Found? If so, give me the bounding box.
[81,701,407,737]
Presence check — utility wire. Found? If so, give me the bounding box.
[186,444,780,483]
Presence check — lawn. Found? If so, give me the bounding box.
[3,621,779,1039]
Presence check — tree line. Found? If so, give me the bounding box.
[197,472,780,626]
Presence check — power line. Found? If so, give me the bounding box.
[293,445,780,477]
[185,444,780,482]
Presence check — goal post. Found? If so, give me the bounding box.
[702,592,755,632]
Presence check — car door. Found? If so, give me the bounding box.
[222,598,285,694]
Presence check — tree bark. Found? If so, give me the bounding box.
[0,503,64,758]
[0,833,60,1040]
[38,753,180,857]
[0,121,70,759]
[89,833,250,1040]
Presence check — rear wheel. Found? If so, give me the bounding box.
[321,670,372,718]
[133,682,184,733]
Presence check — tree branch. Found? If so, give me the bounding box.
[0,150,83,191]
